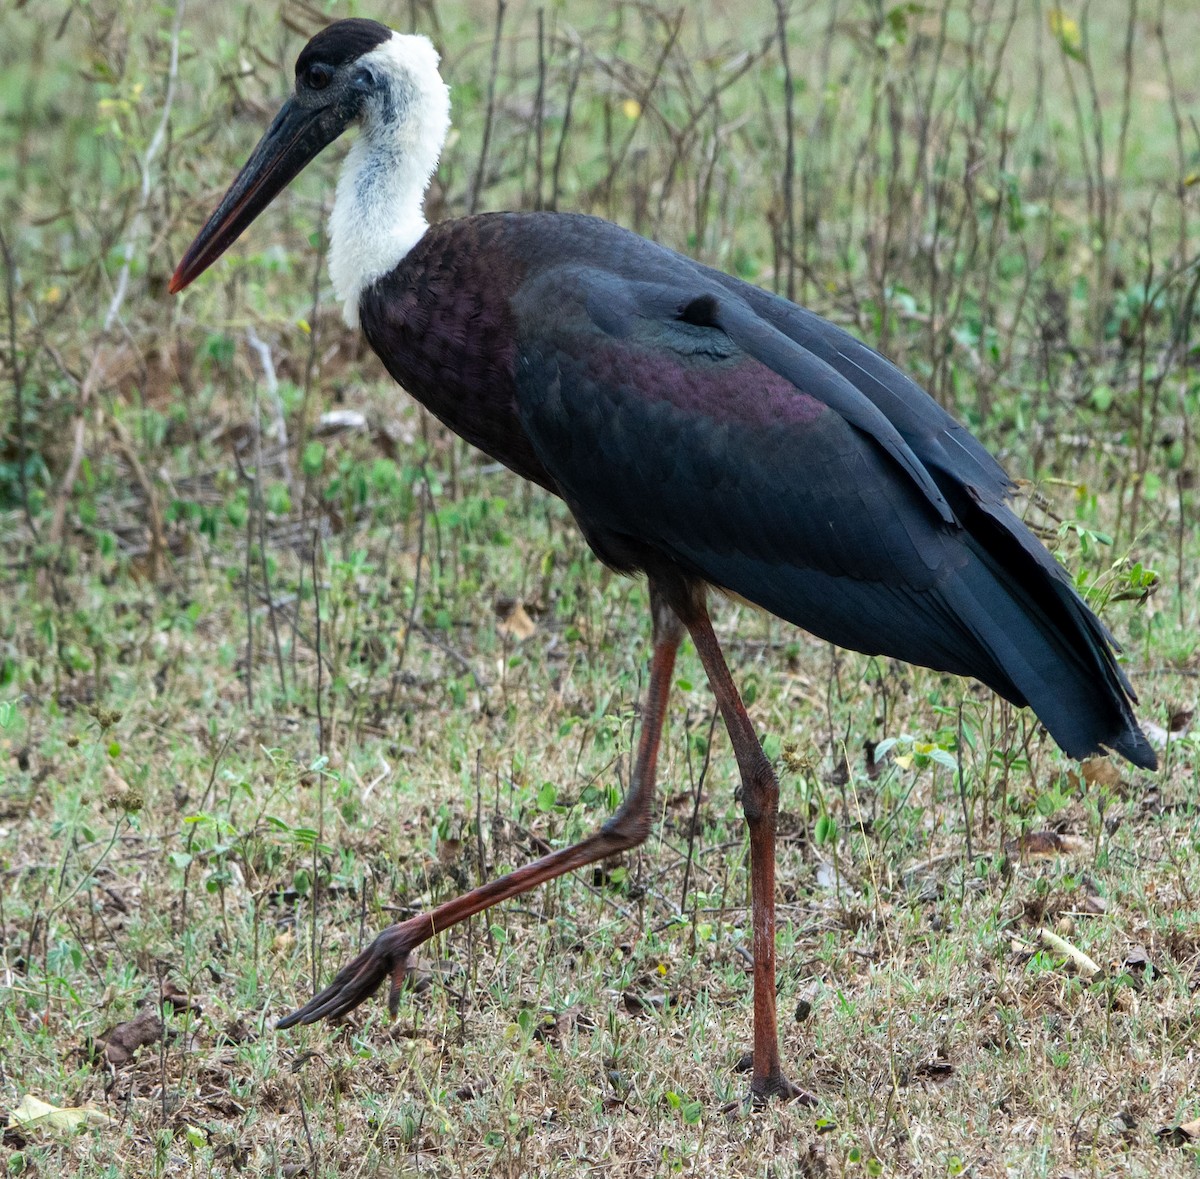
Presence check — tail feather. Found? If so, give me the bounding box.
[945,497,1156,770]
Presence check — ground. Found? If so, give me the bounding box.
[1,1,1198,1176]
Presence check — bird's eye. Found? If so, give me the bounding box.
[305,62,333,90]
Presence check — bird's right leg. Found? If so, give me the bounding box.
[278,580,684,1028]
[677,594,815,1106]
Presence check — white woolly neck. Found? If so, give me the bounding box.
[327,33,451,327]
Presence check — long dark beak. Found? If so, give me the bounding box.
[170,96,349,294]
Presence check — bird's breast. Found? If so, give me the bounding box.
[357,236,555,491]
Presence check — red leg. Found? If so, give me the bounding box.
[679,596,814,1105]
[279,581,684,1028]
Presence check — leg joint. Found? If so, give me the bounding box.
[739,759,780,826]
[601,809,652,850]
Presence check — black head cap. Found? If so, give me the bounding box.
[295,18,393,82]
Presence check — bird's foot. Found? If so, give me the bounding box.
[720,1056,816,1114]
[723,1053,817,1111]
[749,1069,817,1108]
[276,918,423,1028]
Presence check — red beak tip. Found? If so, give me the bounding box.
[168,270,186,295]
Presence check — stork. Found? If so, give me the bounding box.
[171,18,1155,1103]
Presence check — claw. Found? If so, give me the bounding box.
[276,921,422,1029]
[387,955,414,1015]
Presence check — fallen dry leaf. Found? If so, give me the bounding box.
[1122,944,1156,980]
[1080,757,1121,788]
[1168,706,1193,735]
[436,836,463,867]
[315,408,368,434]
[1141,720,1170,749]
[216,1018,256,1046]
[95,1010,163,1066]
[908,1054,954,1083]
[622,990,671,1015]
[1038,927,1101,978]
[1005,830,1086,858]
[496,600,537,641]
[6,1094,113,1132]
[1157,1117,1200,1147]
[160,979,201,1016]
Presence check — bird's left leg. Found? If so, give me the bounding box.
[676,593,814,1105]
[278,580,684,1029]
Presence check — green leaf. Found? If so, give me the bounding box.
[1048,9,1085,62]
[265,482,291,515]
[814,814,837,845]
[301,440,326,477]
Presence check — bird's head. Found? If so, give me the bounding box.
[169,19,449,294]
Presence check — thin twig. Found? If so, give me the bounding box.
[773,0,796,302]
[679,707,719,915]
[108,414,167,581]
[47,0,186,547]
[312,533,325,757]
[251,384,288,697]
[0,225,37,537]
[533,8,546,210]
[469,0,507,215]
[246,326,293,494]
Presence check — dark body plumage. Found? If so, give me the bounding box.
[361,211,1154,769]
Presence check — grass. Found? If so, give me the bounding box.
[2,0,1199,1175]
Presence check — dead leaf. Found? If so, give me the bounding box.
[1080,757,1121,788]
[1122,944,1156,979]
[1168,707,1193,735]
[1157,1117,1200,1147]
[623,990,670,1016]
[6,1094,113,1132]
[496,601,536,641]
[665,789,705,809]
[436,837,463,867]
[1141,720,1170,749]
[1005,830,1086,858]
[532,1004,592,1044]
[1038,927,1101,978]
[95,1010,163,1066]
[160,979,201,1016]
[908,1054,954,1082]
[216,1018,256,1046]
[863,739,886,781]
[315,408,368,434]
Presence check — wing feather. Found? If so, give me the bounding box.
[509,258,1153,768]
